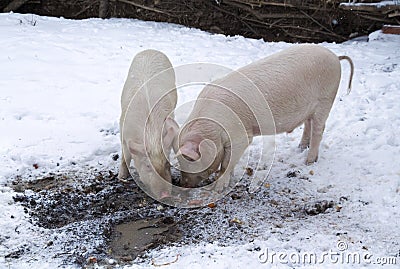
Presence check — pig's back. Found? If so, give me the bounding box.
[199,45,341,135]
[121,49,176,116]
[120,50,177,142]
[251,45,341,133]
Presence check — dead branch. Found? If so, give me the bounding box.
[116,0,175,17]
[230,0,332,11]
[243,16,347,40]
[3,0,30,12]
[297,9,345,41]
[224,0,315,20]
[358,13,397,23]
[74,3,95,17]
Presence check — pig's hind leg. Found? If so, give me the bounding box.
[306,109,329,165]
[299,118,312,150]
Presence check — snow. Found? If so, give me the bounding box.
[1,12,399,268]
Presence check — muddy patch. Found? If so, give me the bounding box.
[10,170,182,266]
[7,166,343,267]
[110,217,180,262]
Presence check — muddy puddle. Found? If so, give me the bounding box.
[110,217,180,262]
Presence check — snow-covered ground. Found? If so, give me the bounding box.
[0,13,399,268]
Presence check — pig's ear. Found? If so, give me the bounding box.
[178,141,200,161]
[127,140,145,156]
[162,117,179,151]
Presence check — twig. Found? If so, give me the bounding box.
[280,28,320,42]
[3,0,30,12]
[151,254,180,267]
[74,4,94,17]
[358,13,396,23]
[241,19,260,36]
[224,0,310,20]
[232,0,296,9]
[206,1,274,33]
[269,18,285,28]
[137,224,159,230]
[117,0,174,17]
[388,10,400,18]
[242,16,346,40]
[297,9,346,41]
[230,0,332,12]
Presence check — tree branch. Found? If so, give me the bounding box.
[3,0,30,12]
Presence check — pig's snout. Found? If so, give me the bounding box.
[180,173,204,188]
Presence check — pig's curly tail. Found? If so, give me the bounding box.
[338,55,354,94]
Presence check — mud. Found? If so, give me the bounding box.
[10,169,179,266]
[110,217,180,262]
[8,163,342,267]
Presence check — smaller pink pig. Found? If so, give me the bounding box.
[118,49,178,199]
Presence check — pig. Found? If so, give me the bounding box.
[176,44,354,191]
[118,49,178,199]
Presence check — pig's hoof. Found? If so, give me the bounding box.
[118,173,132,183]
[118,170,130,179]
[298,143,309,151]
[119,178,131,183]
[305,157,318,165]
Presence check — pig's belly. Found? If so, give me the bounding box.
[271,104,315,134]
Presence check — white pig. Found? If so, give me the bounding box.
[118,49,178,199]
[176,44,354,191]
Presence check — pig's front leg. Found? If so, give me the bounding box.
[118,159,130,180]
[213,146,234,193]
[118,146,131,180]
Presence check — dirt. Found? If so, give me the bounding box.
[8,162,343,267]
[110,217,180,262]
[304,200,335,215]
[11,169,174,266]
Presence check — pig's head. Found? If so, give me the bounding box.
[177,133,224,188]
[129,117,179,198]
